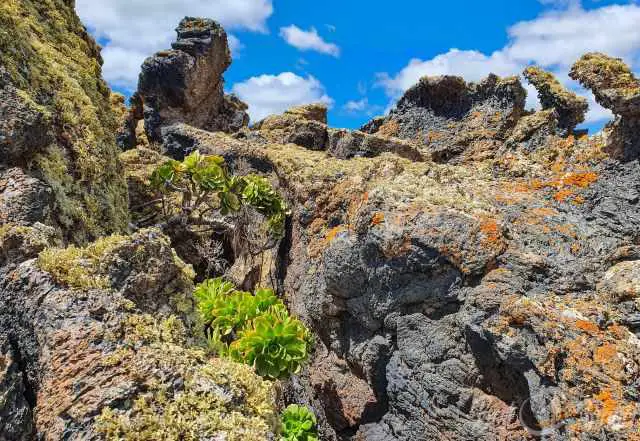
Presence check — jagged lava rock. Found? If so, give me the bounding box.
[0,229,277,440]
[364,74,526,162]
[0,0,129,244]
[570,52,640,161]
[523,66,588,133]
[136,17,249,143]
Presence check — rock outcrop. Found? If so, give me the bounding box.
[130,17,249,145]
[0,0,128,244]
[570,52,640,161]
[0,229,277,440]
[4,7,640,441]
[136,101,639,439]
[253,104,425,161]
[523,66,588,133]
[363,74,527,162]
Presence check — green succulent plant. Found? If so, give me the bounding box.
[150,151,288,236]
[229,306,310,379]
[194,278,278,337]
[242,174,289,235]
[279,405,319,441]
[193,278,312,379]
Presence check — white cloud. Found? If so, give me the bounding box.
[342,98,384,117]
[75,0,274,90]
[344,98,369,112]
[228,34,245,58]
[279,25,340,57]
[378,3,640,126]
[378,49,520,95]
[231,72,334,122]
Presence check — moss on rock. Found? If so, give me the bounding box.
[0,0,129,243]
[96,315,278,441]
[523,66,588,131]
[37,233,129,289]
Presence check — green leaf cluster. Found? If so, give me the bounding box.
[194,278,311,379]
[242,175,289,235]
[279,405,319,441]
[150,151,288,235]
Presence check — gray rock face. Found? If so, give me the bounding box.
[327,129,424,161]
[137,17,249,142]
[0,168,53,226]
[253,104,425,161]
[0,79,52,165]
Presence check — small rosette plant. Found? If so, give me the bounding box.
[279,405,319,441]
[194,278,312,379]
[229,306,310,379]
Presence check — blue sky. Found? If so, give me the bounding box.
[77,0,640,131]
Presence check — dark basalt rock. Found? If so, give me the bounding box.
[0,79,52,165]
[0,168,53,226]
[136,17,249,142]
[362,74,527,162]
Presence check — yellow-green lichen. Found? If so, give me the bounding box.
[37,233,128,289]
[96,316,278,441]
[123,314,188,346]
[570,52,640,96]
[0,0,129,243]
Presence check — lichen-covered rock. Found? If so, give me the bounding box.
[0,0,129,243]
[0,168,53,226]
[137,17,249,142]
[0,229,277,440]
[359,116,386,134]
[570,53,640,115]
[284,103,328,124]
[523,66,588,133]
[0,222,58,269]
[505,109,559,151]
[119,146,169,226]
[363,74,527,162]
[0,74,52,164]
[254,108,329,151]
[253,105,424,161]
[327,128,424,161]
[570,53,640,161]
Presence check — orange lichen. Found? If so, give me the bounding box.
[575,320,599,333]
[326,225,348,243]
[371,212,385,226]
[554,189,574,202]
[479,218,501,244]
[377,120,399,137]
[594,343,618,364]
[562,172,598,188]
[594,389,618,423]
[426,131,444,143]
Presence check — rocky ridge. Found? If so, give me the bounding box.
[2,5,640,441]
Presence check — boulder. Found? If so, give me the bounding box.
[0,229,277,439]
[327,128,424,161]
[254,105,329,151]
